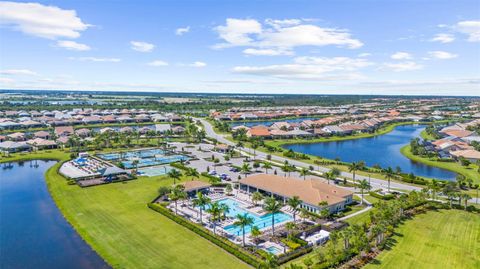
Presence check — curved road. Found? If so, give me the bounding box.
[196,118,422,192]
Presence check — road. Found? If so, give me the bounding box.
[196,118,422,193]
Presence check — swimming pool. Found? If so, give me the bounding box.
[97,149,167,161]
[122,155,188,168]
[266,245,284,255]
[206,198,292,235]
[137,165,173,177]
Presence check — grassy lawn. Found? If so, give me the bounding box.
[365,210,480,269]
[400,145,480,184]
[1,150,247,269]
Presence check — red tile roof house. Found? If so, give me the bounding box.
[33,130,51,139]
[55,126,74,137]
[7,132,26,141]
[246,126,272,138]
[27,138,58,149]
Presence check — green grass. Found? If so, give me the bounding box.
[1,150,247,269]
[419,129,436,141]
[400,145,480,184]
[365,209,480,269]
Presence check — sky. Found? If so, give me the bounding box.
[0,0,479,96]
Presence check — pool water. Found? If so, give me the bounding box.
[266,245,283,255]
[138,165,173,177]
[122,155,188,169]
[97,149,167,161]
[207,198,292,235]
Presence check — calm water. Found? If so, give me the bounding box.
[0,160,109,269]
[284,125,456,181]
[230,117,323,127]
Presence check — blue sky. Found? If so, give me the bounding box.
[0,0,479,95]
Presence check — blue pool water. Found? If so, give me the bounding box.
[266,245,284,255]
[207,198,292,235]
[97,148,166,161]
[284,125,456,181]
[122,155,188,168]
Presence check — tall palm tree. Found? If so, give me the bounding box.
[349,161,364,189]
[167,168,182,185]
[220,203,230,219]
[263,162,272,174]
[263,197,283,236]
[299,167,309,180]
[193,192,211,224]
[233,213,254,247]
[428,179,441,200]
[206,201,222,234]
[168,185,187,215]
[460,193,472,210]
[383,167,395,192]
[185,168,199,181]
[287,196,302,222]
[251,191,264,206]
[359,179,371,205]
[241,162,251,177]
[250,226,262,249]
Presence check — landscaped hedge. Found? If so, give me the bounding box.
[277,245,313,264]
[170,162,188,171]
[147,203,262,267]
[369,191,395,200]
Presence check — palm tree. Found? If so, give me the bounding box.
[192,192,211,224]
[263,162,272,174]
[383,167,395,192]
[206,201,222,234]
[167,168,182,185]
[132,159,139,174]
[220,203,230,219]
[168,185,187,215]
[323,171,335,185]
[258,253,278,269]
[428,179,441,200]
[250,226,262,248]
[299,167,309,180]
[281,164,290,177]
[185,168,199,181]
[349,161,364,189]
[233,213,254,247]
[241,162,251,177]
[285,222,296,238]
[263,197,283,236]
[359,179,371,205]
[287,196,302,222]
[460,193,472,210]
[251,191,264,206]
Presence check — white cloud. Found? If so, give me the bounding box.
[383,61,423,72]
[175,26,190,35]
[232,56,372,80]
[130,41,155,52]
[455,20,480,42]
[0,77,15,83]
[189,61,207,67]
[68,57,121,62]
[391,52,412,60]
[214,18,262,48]
[56,40,90,51]
[243,48,293,56]
[0,1,89,39]
[430,33,455,43]
[213,18,362,53]
[358,53,371,57]
[0,69,38,76]
[148,60,169,66]
[428,50,458,59]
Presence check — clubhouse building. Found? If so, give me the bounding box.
[239,174,354,214]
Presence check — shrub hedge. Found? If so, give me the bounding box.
[147,203,262,267]
[369,191,395,200]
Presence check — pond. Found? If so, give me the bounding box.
[283,125,456,181]
[0,160,109,269]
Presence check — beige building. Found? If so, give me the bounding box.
[239,174,353,214]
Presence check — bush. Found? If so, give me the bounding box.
[369,191,395,200]
[148,203,261,267]
[170,162,188,171]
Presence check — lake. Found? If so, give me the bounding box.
[283,125,456,181]
[0,160,109,269]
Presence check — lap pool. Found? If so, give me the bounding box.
[206,198,292,235]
